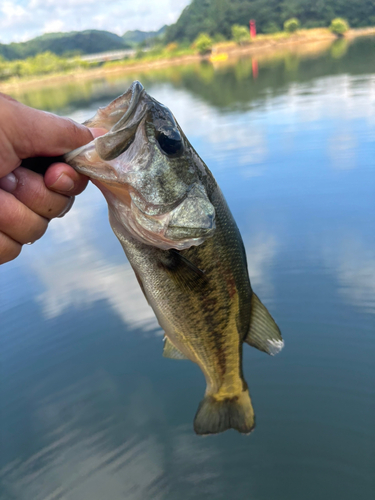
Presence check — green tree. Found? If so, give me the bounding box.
[284,18,300,33]
[164,0,375,42]
[263,22,280,34]
[231,24,250,44]
[330,18,349,35]
[194,33,213,55]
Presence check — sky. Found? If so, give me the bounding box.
[0,0,190,44]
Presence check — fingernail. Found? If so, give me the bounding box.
[89,127,108,138]
[57,196,75,218]
[50,173,75,192]
[0,172,18,193]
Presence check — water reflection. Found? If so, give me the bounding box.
[323,234,375,314]
[0,368,225,500]
[28,183,278,332]
[328,132,357,170]
[30,185,158,332]
[0,373,166,500]
[10,37,375,116]
[1,36,375,500]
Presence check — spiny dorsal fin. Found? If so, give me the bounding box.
[163,337,188,360]
[244,293,284,355]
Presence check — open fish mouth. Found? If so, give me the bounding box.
[64,81,216,250]
[65,80,144,167]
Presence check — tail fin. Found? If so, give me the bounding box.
[193,390,255,435]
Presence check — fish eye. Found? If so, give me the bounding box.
[156,131,183,156]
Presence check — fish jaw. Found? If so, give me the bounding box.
[91,178,215,251]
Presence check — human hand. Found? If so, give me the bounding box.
[0,93,103,265]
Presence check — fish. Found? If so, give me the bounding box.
[65,81,284,435]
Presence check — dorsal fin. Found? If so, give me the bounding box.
[244,293,284,355]
[163,337,188,360]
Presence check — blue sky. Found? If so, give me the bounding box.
[0,0,190,43]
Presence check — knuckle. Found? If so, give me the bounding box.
[33,219,48,241]
[0,235,22,265]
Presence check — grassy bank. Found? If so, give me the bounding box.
[1,26,374,93]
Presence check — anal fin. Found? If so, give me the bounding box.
[163,337,188,360]
[244,293,284,355]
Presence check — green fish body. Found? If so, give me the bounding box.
[66,81,283,435]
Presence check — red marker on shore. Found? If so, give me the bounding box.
[250,19,257,39]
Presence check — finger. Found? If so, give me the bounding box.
[0,189,48,244]
[89,127,108,139]
[0,167,74,219]
[0,94,94,159]
[43,127,107,194]
[0,120,20,177]
[0,231,22,265]
[44,163,89,196]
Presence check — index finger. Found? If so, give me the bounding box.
[0,94,93,170]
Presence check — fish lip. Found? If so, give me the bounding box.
[110,81,144,132]
[65,81,145,165]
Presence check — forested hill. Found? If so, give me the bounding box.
[0,27,170,61]
[122,26,167,46]
[165,0,375,42]
[0,30,131,61]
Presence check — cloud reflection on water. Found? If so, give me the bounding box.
[323,235,375,315]
[30,184,158,332]
[0,372,166,500]
[0,370,222,500]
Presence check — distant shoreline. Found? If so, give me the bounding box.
[1,27,374,94]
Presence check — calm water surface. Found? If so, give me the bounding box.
[1,38,374,500]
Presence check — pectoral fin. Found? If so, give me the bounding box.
[160,250,207,292]
[163,337,188,360]
[244,293,284,355]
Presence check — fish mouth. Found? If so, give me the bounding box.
[65,80,144,166]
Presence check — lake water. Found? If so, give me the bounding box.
[1,37,374,500]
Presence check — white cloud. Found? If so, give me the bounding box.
[0,0,190,44]
[43,19,65,33]
[2,1,27,17]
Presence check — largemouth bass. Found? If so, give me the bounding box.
[66,81,284,435]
